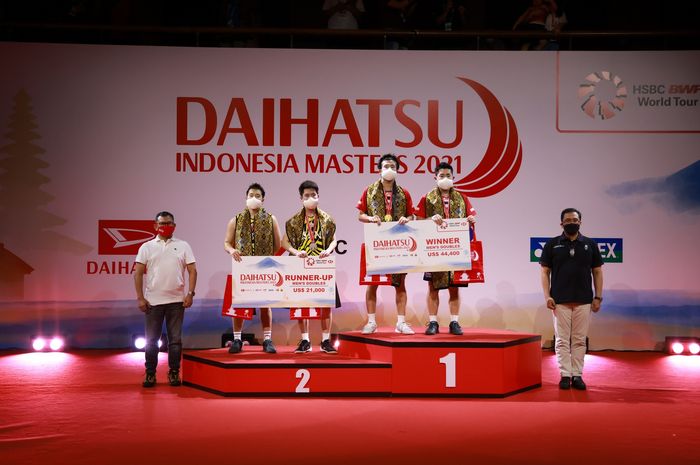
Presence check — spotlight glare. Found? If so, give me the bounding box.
[49,337,64,351]
[671,342,685,355]
[32,337,46,351]
[157,339,163,348]
[334,340,340,349]
[689,342,700,355]
[134,337,146,350]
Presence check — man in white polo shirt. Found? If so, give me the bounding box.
[134,211,197,388]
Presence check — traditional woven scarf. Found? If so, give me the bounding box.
[425,188,467,290]
[365,180,408,221]
[425,187,466,219]
[285,207,336,255]
[234,208,274,256]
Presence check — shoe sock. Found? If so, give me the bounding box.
[397,315,406,324]
[450,315,459,322]
[301,332,309,342]
[367,314,376,324]
[233,331,242,341]
[263,330,271,341]
[322,331,330,341]
[429,315,438,322]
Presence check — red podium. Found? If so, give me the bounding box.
[182,349,391,396]
[182,329,541,397]
[338,329,541,397]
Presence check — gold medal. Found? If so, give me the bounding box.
[384,214,393,222]
[310,242,317,251]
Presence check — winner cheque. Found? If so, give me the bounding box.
[231,256,336,308]
[364,218,471,275]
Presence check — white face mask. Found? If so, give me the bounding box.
[381,168,397,181]
[437,178,454,190]
[303,197,319,209]
[246,197,263,210]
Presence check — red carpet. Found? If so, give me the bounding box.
[1,349,699,465]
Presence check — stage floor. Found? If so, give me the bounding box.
[1,349,699,465]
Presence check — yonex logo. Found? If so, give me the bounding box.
[530,237,623,263]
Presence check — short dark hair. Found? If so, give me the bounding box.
[298,180,319,196]
[435,162,453,176]
[560,208,582,222]
[246,183,266,199]
[377,153,399,170]
[155,211,174,221]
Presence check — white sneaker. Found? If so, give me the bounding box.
[395,322,415,334]
[361,321,377,334]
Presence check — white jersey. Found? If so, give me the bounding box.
[135,236,196,306]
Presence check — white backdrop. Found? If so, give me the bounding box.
[0,43,698,349]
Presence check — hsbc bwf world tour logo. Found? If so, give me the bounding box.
[578,71,627,120]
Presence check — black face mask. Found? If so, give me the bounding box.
[563,223,580,235]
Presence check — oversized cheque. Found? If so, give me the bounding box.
[231,256,336,308]
[364,218,471,275]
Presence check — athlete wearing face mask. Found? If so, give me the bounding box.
[381,166,397,182]
[414,161,477,336]
[282,180,340,354]
[246,196,263,210]
[540,208,604,391]
[436,177,453,191]
[302,196,319,210]
[356,153,416,335]
[224,182,282,355]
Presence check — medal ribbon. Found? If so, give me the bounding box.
[305,214,316,246]
[384,191,393,219]
[442,194,450,219]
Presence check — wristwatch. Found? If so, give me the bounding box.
[593,296,602,302]
[187,291,196,297]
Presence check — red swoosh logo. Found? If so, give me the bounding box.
[453,77,522,198]
[274,272,284,287]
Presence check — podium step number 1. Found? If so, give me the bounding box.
[439,352,456,388]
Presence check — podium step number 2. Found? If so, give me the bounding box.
[295,369,311,393]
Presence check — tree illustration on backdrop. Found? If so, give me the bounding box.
[0,89,91,254]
